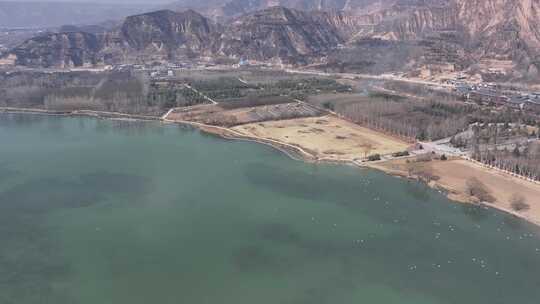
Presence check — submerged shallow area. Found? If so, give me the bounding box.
[1,113,540,304]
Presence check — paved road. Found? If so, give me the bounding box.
[419,138,467,157]
[284,69,454,89]
[161,108,176,120]
[184,84,218,105]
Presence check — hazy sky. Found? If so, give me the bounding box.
[0,0,173,3]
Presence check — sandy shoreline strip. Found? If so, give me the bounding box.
[368,158,540,226]
[3,107,540,227]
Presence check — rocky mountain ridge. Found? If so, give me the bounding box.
[11,32,102,68]
[10,7,362,67]
[121,9,219,58]
[6,0,540,81]
[219,7,357,64]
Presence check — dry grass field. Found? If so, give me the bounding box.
[167,102,322,127]
[232,116,410,160]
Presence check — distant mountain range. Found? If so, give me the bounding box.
[5,0,540,82]
[0,0,284,28]
[164,0,449,21]
[0,1,152,28]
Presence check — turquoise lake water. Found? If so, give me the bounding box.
[1,113,540,304]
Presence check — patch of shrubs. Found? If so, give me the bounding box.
[392,151,410,157]
[367,154,381,161]
[510,194,530,211]
[466,177,496,203]
[322,101,335,111]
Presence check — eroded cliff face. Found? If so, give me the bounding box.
[12,32,102,68]
[350,0,533,45]
[468,0,540,63]
[373,4,458,40]
[218,7,347,63]
[121,9,218,58]
[350,0,540,75]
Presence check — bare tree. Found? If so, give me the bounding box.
[466,177,495,203]
[362,143,373,158]
[510,194,530,211]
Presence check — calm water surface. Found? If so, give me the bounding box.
[1,113,540,304]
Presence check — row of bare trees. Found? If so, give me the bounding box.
[43,92,151,114]
[473,145,540,181]
[0,70,160,114]
[335,98,470,141]
[467,122,540,180]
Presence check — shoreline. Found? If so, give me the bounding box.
[0,107,161,121]
[2,107,539,227]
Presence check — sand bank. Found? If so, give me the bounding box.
[369,158,540,226]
